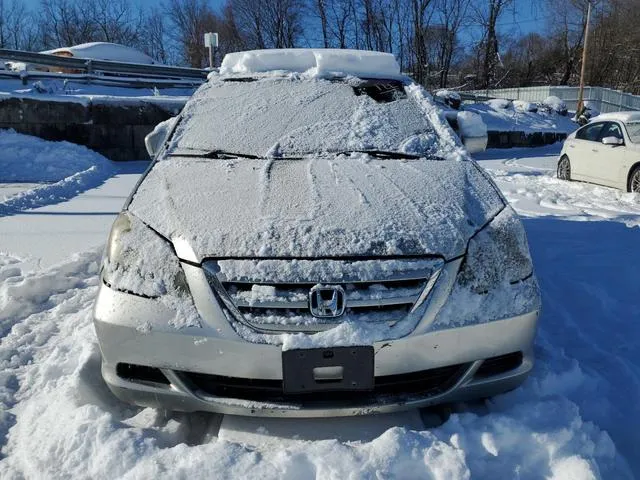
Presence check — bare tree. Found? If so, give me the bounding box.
[409,0,436,84]
[311,0,356,48]
[544,0,590,86]
[315,0,330,47]
[0,0,39,50]
[167,0,223,67]
[139,7,168,63]
[471,0,513,89]
[228,0,304,49]
[432,0,470,87]
[88,0,141,45]
[38,0,96,47]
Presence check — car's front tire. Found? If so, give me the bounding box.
[557,155,571,181]
[628,166,640,193]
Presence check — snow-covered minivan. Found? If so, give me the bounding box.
[94,49,540,417]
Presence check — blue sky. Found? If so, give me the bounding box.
[22,0,545,50]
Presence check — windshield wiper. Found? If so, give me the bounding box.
[167,149,261,159]
[336,149,421,159]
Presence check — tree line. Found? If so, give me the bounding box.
[1,0,639,94]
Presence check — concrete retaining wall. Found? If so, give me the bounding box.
[0,96,565,159]
[0,97,185,161]
[487,131,567,149]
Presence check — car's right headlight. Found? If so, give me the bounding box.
[102,213,189,299]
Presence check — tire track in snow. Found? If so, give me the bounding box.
[0,164,115,217]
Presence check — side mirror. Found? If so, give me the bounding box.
[462,135,488,154]
[602,136,624,146]
[145,116,178,158]
[457,111,488,153]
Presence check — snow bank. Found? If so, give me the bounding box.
[220,49,402,79]
[0,130,115,216]
[0,129,110,182]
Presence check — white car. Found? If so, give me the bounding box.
[558,112,640,192]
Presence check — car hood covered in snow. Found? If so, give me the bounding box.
[127,155,504,261]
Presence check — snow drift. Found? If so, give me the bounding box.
[0,130,114,216]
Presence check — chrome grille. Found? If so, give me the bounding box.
[203,258,443,333]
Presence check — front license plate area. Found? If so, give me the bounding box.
[282,346,374,394]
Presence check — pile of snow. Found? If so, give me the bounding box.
[486,98,512,110]
[0,130,114,215]
[542,96,568,116]
[43,42,157,65]
[513,100,538,113]
[456,111,487,138]
[219,49,402,79]
[435,89,461,102]
[0,130,109,182]
[434,89,462,110]
[583,101,600,118]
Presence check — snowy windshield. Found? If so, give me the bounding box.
[169,77,440,158]
[625,122,640,143]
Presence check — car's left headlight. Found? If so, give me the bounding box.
[102,212,189,298]
[433,206,540,328]
[456,206,534,294]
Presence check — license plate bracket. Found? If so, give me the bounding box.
[282,346,374,394]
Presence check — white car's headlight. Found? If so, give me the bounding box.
[102,213,188,298]
[456,206,534,294]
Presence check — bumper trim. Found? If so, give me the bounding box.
[101,352,532,418]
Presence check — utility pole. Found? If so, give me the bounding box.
[576,1,592,114]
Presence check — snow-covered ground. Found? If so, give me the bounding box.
[0,136,638,478]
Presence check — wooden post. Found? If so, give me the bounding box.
[577,1,592,114]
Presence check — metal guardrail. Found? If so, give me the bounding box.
[0,69,203,90]
[0,48,208,80]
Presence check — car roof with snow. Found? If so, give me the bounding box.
[592,111,640,123]
[42,42,157,65]
[217,48,406,81]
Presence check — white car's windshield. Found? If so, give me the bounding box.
[626,122,640,143]
[168,77,440,158]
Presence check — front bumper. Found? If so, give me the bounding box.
[94,277,538,417]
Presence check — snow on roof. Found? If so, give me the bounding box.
[219,49,402,79]
[42,42,156,65]
[592,111,640,123]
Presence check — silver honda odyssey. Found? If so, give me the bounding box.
[93,49,540,417]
